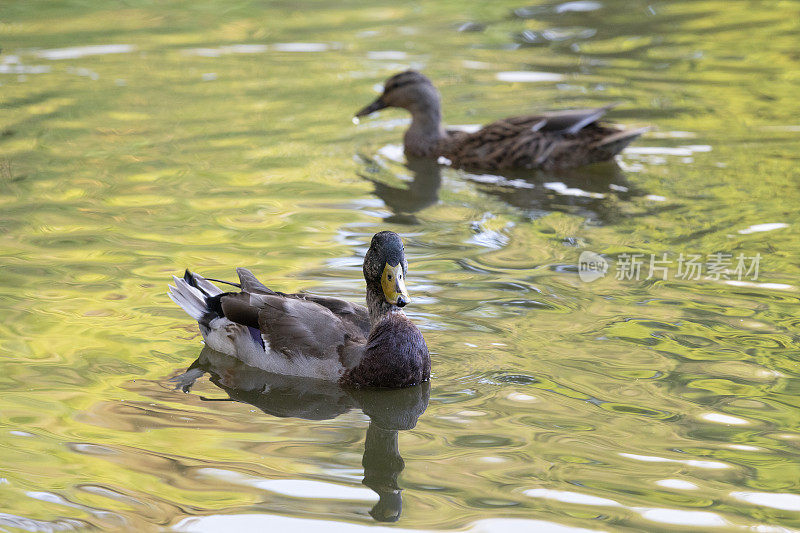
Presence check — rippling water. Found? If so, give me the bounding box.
[2,0,800,531]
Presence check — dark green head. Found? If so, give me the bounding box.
[363,231,409,307]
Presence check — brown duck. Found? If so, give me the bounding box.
[168,231,429,388]
[356,70,648,171]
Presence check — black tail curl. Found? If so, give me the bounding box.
[183,269,233,326]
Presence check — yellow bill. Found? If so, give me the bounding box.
[381,262,409,307]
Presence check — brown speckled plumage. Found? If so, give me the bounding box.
[356,70,648,171]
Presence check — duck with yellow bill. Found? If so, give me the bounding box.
[168,231,430,388]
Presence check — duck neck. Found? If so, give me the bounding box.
[366,285,400,325]
[405,102,446,157]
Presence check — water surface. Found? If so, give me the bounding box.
[2,0,800,531]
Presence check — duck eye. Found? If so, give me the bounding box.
[387,274,393,280]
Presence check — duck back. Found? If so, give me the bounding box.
[439,114,644,171]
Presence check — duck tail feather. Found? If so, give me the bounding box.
[169,274,210,321]
[182,269,224,297]
[591,126,651,157]
[594,126,651,147]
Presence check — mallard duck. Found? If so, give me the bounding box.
[168,231,430,388]
[355,70,649,171]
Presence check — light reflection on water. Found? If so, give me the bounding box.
[1,0,800,531]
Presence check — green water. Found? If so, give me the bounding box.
[2,0,800,530]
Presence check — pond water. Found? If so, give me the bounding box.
[2,0,800,531]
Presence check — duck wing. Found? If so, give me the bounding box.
[235,268,370,337]
[220,292,366,364]
[441,116,555,169]
[292,294,371,337]
[465,104,617,139]
[441,104,640,170]
[172,270,369,377]
[532,104,618,134]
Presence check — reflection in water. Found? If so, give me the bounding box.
[172,346,430,522]
[465,162,647,224]
[361,151,648,224]
[359,156,442,224]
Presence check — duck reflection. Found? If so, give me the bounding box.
[172,346,429,522]
[467,162,647,224]
[359,156,442,225]
[360,153,646,225]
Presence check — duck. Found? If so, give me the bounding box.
[355,70,649,171]
[168,231,430,389]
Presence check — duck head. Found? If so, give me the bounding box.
[355,70,441,118]
[363,231,410,308]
